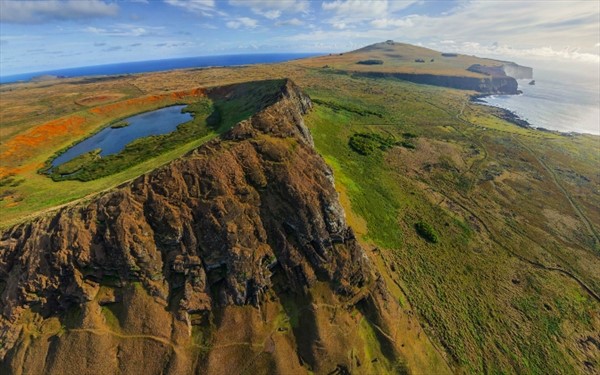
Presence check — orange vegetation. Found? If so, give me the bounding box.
[1,115,87,166]
[0,88,207,178]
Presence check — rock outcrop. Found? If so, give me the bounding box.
[352,71,520,94]
[0,80,422,374]
[501,62,533,80]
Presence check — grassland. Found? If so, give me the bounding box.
[294,41,503,77]
[0,45,598,374]
[301,71,599,374]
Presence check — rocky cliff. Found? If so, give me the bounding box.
[501,62,533,79]
[0,80,436,374]
[352,71,520,94]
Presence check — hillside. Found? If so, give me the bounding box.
[0,42,598,374]
[294,41,532,93]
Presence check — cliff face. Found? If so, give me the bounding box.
[352,71,519,94]
[501,63,533,79]
[0,80,428,374]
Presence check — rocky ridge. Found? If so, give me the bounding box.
[0,79,430,374]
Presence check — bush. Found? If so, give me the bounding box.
[349,132,396,155]
[415,221,439,243]
[349,132,417,155]
[357,59,383,65]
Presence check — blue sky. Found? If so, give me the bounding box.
[1,0,599,76]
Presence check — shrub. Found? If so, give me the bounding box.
[356,59,383,65]
[400,141,416,149]
[349,134,378,155]
[348,132,397,155]
[415,221,439,243]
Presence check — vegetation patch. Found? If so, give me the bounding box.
[415,221,439,243]
[110,120,129,129]
[0,174,24,188]
[52,149,101,175]
[348,132,416,155]
[349,132,396,155]
[357,59,384,65]
[312,98,383,118]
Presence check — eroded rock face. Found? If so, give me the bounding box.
[353,71,520,94]
[0,80,379,373]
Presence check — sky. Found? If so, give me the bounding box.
[0,0,599,76]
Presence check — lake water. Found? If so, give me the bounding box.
[52,105,191,167]
[479,68,600,135]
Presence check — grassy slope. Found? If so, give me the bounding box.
[294,41,501,77]
[301,70,599,374]
[0,45,598,374]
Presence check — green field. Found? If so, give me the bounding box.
[301,71,599,374]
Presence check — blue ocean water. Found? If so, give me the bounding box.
[479,68,600,135]
[52,105,191,167]
[0,53,320,84]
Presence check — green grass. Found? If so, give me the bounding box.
[53,149,101,175]
[303,70,599,374]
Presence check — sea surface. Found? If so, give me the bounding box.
[52,105,191,167]
[0,53,320,84]
[479,68,600,135]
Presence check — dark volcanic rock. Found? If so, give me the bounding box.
[0,80,385,373]
[352,71,520,94]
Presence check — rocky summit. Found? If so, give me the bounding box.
[0,80,436,374]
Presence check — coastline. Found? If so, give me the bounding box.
[470,93,532,129]
[469,93,588,137]
[471,71,600,136]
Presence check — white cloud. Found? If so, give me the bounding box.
[321,0,418,29]
[0,0,119,23]
[371,17,414,29]
[226,17,258,29]
[263,10,281,20]
[229,0,309,19]
[332,21,347,30]
[314,0,600,63]
[84,24,163,37]
[275,18,303,27]
[445,41,600,64]
[322,0,388,20]
[163,0,216,16]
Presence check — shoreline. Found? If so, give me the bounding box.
[469,93,592,137]
[470,93,532,129]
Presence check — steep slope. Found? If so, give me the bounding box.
[0,80,449,374]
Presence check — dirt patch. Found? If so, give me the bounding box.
[89,88,205,116]
[75,93,125,106]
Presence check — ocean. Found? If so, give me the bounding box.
[0,53,320,84]
[479,68,600,135]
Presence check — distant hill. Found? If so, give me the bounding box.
[295,40,532,93]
